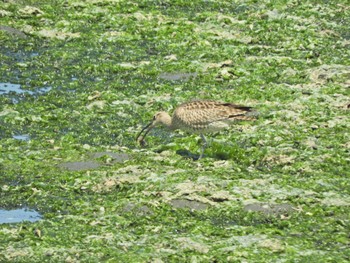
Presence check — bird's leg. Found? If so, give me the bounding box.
[199,133,207,159]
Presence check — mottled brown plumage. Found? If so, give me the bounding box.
[136,100,255,159]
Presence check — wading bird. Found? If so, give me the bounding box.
[136,100,255,159]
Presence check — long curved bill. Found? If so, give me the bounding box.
[136,121,155,146]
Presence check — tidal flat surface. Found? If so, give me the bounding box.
[0,0,349,262]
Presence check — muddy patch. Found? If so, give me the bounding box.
[58,161,100,171]
[219,235,285,252]
[0,25,27,39]
[307,64,350,85]
[170,199,209,211]
[91,152,131,163]
[175,237,209,253]
[122,203,153,215]
[244,203,294,215]
[159,72,197,81]
[58,153,131,171]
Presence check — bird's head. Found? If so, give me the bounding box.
[136,111,171,146]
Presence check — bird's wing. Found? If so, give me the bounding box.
[172,100,252,129]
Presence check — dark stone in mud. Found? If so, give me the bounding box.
[58,161,100,171]
[170,199,209,211]
[244,203,294,215]
[91,152,131,163]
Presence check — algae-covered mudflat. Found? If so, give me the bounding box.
[0,0,349,262]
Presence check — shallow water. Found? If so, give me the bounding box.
[0,83,25,94]
[0,208,42,224]
[0,82,51,95]
[0,82,52,103]
[12,134,30,141]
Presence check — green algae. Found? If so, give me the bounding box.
[1,0,349,262]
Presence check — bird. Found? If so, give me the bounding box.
[136,100,255,159]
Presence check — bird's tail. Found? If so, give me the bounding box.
[228,107,258,121]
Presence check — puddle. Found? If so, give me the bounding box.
[0,208,42,224]
[159,72,197,81]
[0,82,51,103]
[13,134,30,141]
[0,83,26,94]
